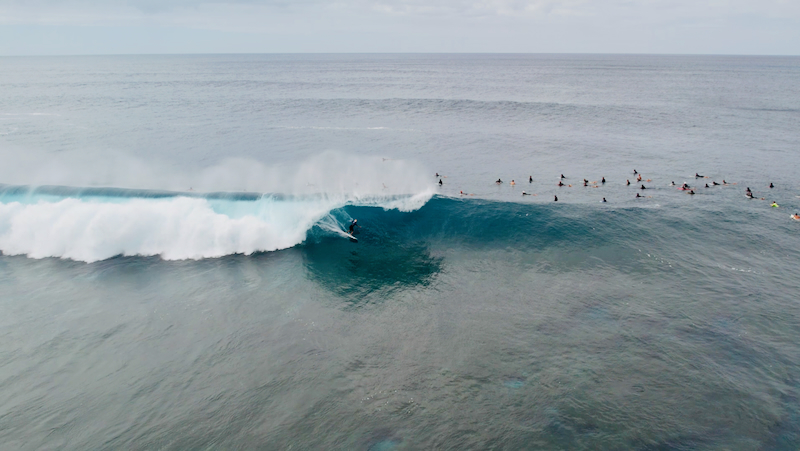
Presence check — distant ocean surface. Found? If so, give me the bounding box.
[1,54,800,449]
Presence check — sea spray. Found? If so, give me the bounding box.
[0,150,434,198]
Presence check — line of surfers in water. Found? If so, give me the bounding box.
[433,170,800,221]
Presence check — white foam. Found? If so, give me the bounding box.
[0,196,355,262]
[0,151,435,262]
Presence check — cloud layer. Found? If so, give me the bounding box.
[1,0,799,54]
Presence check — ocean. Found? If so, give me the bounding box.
[1,54,800,449]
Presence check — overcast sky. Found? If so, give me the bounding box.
[1,0,798,55]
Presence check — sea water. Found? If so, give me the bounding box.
[1,54,799,449]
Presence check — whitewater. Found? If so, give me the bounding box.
[0,153,435,262]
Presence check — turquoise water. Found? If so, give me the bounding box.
[1,54,799,449]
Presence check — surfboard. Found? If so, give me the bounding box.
[349,235,358,242]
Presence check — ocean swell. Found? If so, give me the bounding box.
[0,190,433,263]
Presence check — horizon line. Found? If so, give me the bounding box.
[2,52,799,58]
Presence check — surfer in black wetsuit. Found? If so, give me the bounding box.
[626,179,631,186]
[496,179,503,184]
[349,219,358,234]
[602,197,607,202]
[439,179,443,186]
[770,183,774,188]
[712,181,720,186]
[560,174,566,179]
[602,177,606,184]
[558,181,565,187]
[640,184,647,190]
[529,176,533,183]
[633,169,638,175]
[695,173,703,178]
[554,195,558,201]
[705,183,710,188]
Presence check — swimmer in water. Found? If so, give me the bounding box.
[602,177,606,184]
[561,174,566,179]
[583,181,588,187]
[770,183,774,188]
[510,180,516,185]
[670,181,675,186]
[602,197,607,202]
[640,184,647,190]
[633,169,638,175]
[626,180,631,186]
[771,201,779,208]
[435,173,439,177]
[522,191,531,196]
[712,181,720,186]
[695,173,704,178]
[681,183,690,189]
[529,176,533,183]
[636,174,642,181]
[496,179,503,184]
[705,183,710,188]
[636,193,642,198]
[723,180,728,185]
[791,213,800,221]
[746,192,755,199]
[554,195,558,202]
[439,179,443,186]
[688,190,695,195]
[558,181,565,187]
